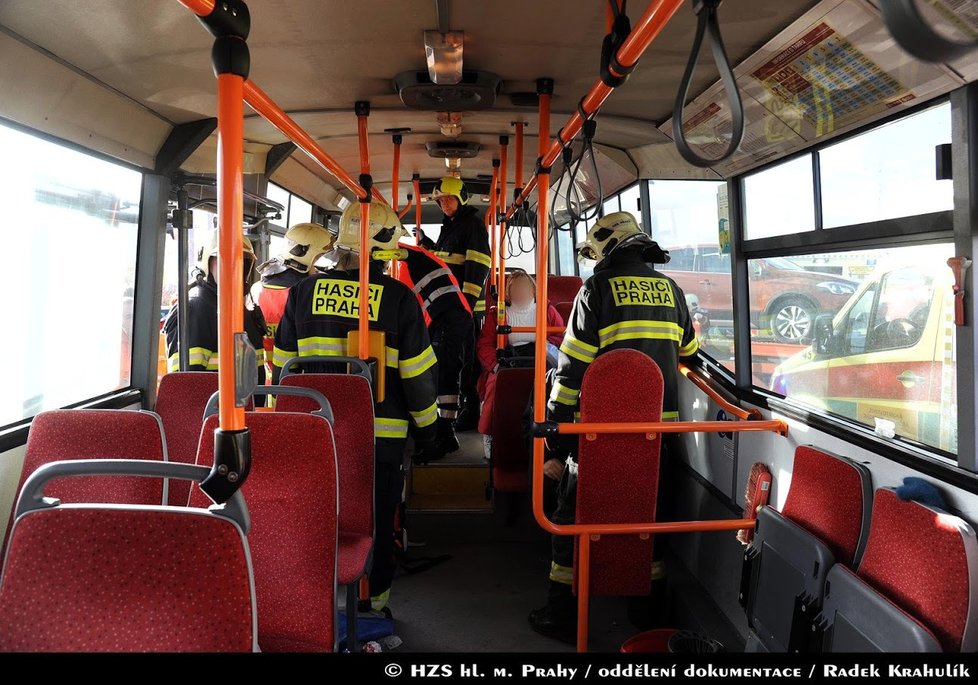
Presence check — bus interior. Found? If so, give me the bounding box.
[1,0,978,657]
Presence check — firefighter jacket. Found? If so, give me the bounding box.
[163,276,267,376]
[256,265,306,367]
[433,204,491,312]
[393,243,471,328]
[272,262,439,449]
[547,246,699,423]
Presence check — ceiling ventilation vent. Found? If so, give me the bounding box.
[393,70,501,111]
[425,141,481,158]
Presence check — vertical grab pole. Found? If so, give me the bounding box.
[488,162,499,294]
[532,75,557,637]
[496,137,509,352]
[391,134,402,212]
[355,101,372,361]
[413,174,422,247]
[513,121,525,196]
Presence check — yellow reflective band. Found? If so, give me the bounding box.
[410,401,438,428]
[386,346,399,369]
[473,299,486,312]
[263,284,288,290]
[435,251,466,265]
[272,346,298,367]
[462,282,483,297]
[679,337,700,357]
[370,589,390,611]
[254,349,266,366]
[559,335,598,363]
[549,562,573,585]
[661,410,679,420]
[166,353,180,373]
[311,279,384,321]
[550,381,580,407]
[399,346,437,379]
[465,249,492,267]
[296,336,346,358]
[598,320,684,348]
[184,346,214,369]
[608,276,676,307]
[375,417,410,439]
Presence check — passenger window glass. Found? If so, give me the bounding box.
[651,180,734,373]
[743,154,815,239]
[1,122,141,426]
[575,218,595,281]
[266,182,291,227]
[618,183,641,218]
[820,103,952,228]
[557,225,576,276]
[288,195,313,225]
[759,243,956,456]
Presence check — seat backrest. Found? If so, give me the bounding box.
[277,374,374,541]
[855,488,978,652]
[489,367,535,493]
[780,446,872,565]
[547,275,583,308]
[155,372,220,505]
[555,301,574,324]
[576,349,663,597]
[0,464,256,652]
[5,410,168,550]
[192,412,339,652]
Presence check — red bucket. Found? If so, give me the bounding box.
[620,629,679,653]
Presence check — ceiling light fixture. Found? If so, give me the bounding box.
[424,30,464,85]
[436,111,463,138]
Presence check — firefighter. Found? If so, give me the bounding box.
[527,211,699,643]
[272,201,438,615]
[431,176,491,430]
[391,233,473,461]
[163,229,267,386]
[254,222,334,378]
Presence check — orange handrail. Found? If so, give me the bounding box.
[355,104,371,361]
[216,72,246,432]
[496,137,509,351]
[509,326,564,334]
[557,420,788,436]
[486,166,498,291]
[397,192,413,220]
[680,363,762,421]
[504,0,684,220]
[177,0,214,14]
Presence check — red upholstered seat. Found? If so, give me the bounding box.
[276,374,374,585]
[4,410,168,551]
[155,372,220,505]
[193,412,339,652]
[856,489,978,652]
[489,368,534,493]
[780,445,871,565]
[0,506,255,652]
[547,275,583,309]
[555,301,574,324]
[575,349,663,597]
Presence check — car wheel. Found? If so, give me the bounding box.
[770,297,816,343]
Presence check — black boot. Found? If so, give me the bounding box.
[454,398,480,432]
[528,581,577,644]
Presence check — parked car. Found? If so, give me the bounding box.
[659,245,857,342]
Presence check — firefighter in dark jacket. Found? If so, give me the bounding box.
[431,176,491,430]
[254,222,334,379]
[272,200,438,615]
[392,236,473,461]
[163,230,267,386]
[528,211,699,643]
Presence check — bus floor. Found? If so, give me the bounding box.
[387,490,746,652]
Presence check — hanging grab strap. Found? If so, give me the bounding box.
[880,0,978,63]
[672,0,744,168]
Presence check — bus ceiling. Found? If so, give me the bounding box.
[1,0,976,210]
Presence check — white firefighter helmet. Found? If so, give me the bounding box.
[577,211,660,264]
[195,228,256,280]
[280,222,335,273]
[337,201,407,256]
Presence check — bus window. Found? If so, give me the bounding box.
[1,121,141,426]
[767,244,956,455]
[289,195,313,225]
[556,226,576,276]
[743,154,815,240]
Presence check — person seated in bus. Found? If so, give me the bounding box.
[431,177,492,431]
[476,271,564,450]
[253,222,334,381]
[163,229,267,396]
[528,211,699,643]
[391,237,473,462]
[272,200,439,618]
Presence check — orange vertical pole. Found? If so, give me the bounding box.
[532,77,554,581]
[496,136,509,351]
[216,73,246,432]
[413,175,422,247]
[514,122,525,191]
[487,163,499,293]
[577,534,592,652]
[355,101,371,361]
[391,134,402,212]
